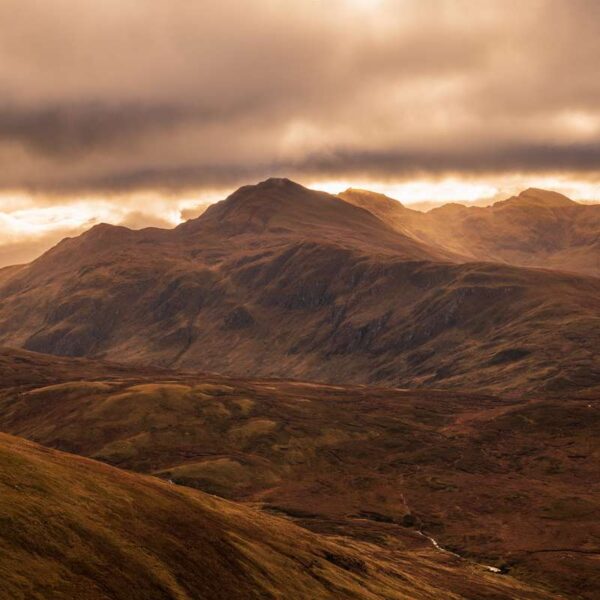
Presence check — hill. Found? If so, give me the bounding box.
[0,429,563,599]
[339,188,600,277]
[0,347,598,598]
[0,179,598,394]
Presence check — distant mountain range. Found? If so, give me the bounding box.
[0,178,598,394]
[404,194,599,213]
[340,187,600,277]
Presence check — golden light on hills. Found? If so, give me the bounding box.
[0,1,599,598]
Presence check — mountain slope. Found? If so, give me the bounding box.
[339,188,600,277]
[1,428,565,600]
[0,179,598,394]
[1,348,596,598]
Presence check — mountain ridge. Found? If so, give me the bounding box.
[0,179,598,394]
[496,187,576,208]
[339,186,600,277]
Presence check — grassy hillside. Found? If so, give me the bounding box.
[0,432,559,600]
[0,348,598,598]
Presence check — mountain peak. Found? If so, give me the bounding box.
[496,188,576,209]
[228,177,308,197]
[177,179,443,260]
[194,177,325,229]
[256,176,302,189]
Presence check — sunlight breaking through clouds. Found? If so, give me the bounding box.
[0,0,600,264]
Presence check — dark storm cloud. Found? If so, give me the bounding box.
[0,103,190,156]
[297,142,600,178]
[0,0,599,193]
[18,141,600,197]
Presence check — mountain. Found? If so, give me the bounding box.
[408,196,500,212]
[339,187,600,277]
[185,178,447,259]
[0,347,596,599]
[0,178,598,394]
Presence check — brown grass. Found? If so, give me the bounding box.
[0,432,558,600]
[0,348,597,597]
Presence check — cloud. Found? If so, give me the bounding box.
[180,204,212,222]
[0,103,191,157]
[118,211,173,230]
[0,227,87,268]
[0,0,597,196]
[294,142,600,179]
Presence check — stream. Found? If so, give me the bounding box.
[417,531,502,573]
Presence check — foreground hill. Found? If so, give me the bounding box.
[0,179,598,394]
[2,433,559,600]
[1,348,598,598]
[339,188,600,277]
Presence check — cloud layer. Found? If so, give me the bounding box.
[0,0,599,194]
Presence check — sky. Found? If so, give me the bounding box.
[1,0,600,266]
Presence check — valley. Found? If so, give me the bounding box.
[0,348,597,598]
[6,431,554,600]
